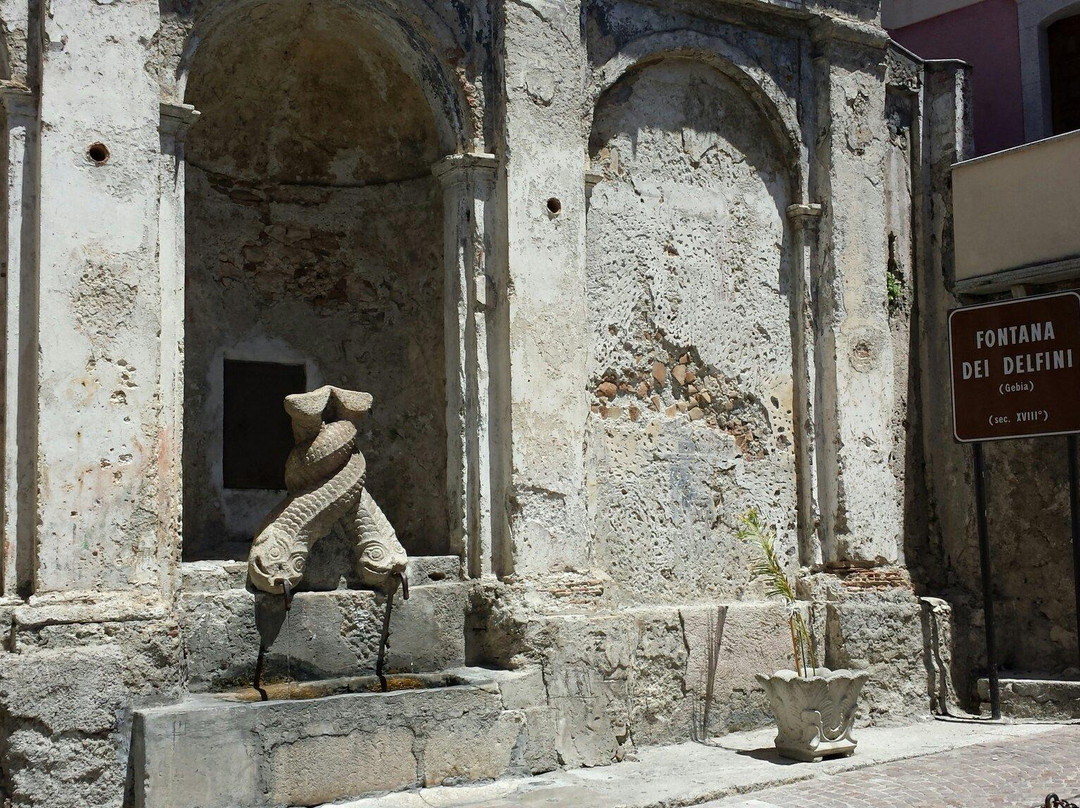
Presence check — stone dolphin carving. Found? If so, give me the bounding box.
[247,385,408,594]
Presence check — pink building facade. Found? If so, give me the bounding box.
[888,0,1026,155]
[886,0,1080,154]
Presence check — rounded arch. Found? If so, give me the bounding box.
[1039,0,1080,29]
[174,0,471,156]
[591,30,807,203]
[583,52,803,602]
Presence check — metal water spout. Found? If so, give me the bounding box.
[375,571,409,690]
[252,578,295,698]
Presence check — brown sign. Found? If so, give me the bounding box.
[949,291,1080,442]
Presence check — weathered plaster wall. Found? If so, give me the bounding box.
[585,58,798,602]
[811,32,905,566]
[181,2,449,559]
[497,0,818,582]
[33,0,176,594]
[0,0,974,804]
[183,171,447,558]
[498,0,592,577]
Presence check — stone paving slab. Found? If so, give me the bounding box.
[331,720,1070,808]
[705,724,1080,808]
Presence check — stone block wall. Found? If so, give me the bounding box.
[0,596,182,808]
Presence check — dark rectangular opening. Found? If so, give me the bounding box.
[1049,14,1080,135]
[223,359,306,490]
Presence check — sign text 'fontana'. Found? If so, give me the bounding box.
[961,320,1074,380]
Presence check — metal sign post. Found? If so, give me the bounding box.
[1069,435,1080,675]
[949,291,1080,721]
[971,442,1000,718]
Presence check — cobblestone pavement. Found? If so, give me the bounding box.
[707,725,1080,808]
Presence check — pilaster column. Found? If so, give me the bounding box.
[810,26,903,566]
[918,62,975,577]
[157,102,198,598]
[499,0,591,578]
[433,153,502,578]
[34,0,166,592]
[0,81,36,601]
[787,202,824,568]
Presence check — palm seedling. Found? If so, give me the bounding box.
[737,508,818,678]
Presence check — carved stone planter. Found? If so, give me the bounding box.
[756,667,870,762]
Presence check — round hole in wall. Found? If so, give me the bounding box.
[87,142,110,165]
[546,197,562,216]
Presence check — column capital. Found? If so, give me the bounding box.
[159,101,200,137]
[786,202,824,228]
[585,169,605,208]
[0,81,35,121]
[432,152,498,186]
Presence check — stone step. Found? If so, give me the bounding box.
[178,574,468,691]
[977,676,1080,720]
[326,722,1073,808]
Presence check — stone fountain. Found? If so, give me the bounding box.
[244,386,410,692]
[129,388,539,808]
[245,386,409,598]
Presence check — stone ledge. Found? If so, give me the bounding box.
[12,591,169,629]
[180,555,464,593]
[978,677,1080,721]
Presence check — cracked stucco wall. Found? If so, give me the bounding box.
[584,57,798,602]
[0,0,976,804]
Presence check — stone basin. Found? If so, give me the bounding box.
[131,667,531,808]
[221,672,472,702]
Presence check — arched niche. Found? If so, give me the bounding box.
[585,57,799,602]
[180,0,451,562]
[590,33,807,204]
